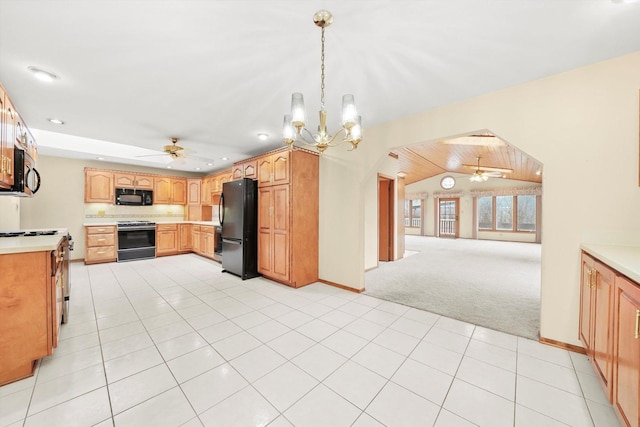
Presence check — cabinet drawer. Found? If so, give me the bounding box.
[157,223,178,231]
[86,246,116,261]
[200,226,213,233]
[87,233,115,247]
[86,226,115,235]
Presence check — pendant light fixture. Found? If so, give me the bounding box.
[282,10,362,153]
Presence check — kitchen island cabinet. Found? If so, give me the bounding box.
[0,235,68,386]
[580,245,640,427]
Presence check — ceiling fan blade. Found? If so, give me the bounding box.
[462,164,513,173]
[136,153,169,158]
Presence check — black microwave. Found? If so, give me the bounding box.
[0,148,40,197]
[115,188,153,206]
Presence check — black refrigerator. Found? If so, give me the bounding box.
[219,178,259,280]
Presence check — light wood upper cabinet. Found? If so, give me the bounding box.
[85,169,114,203]
[232,164,244,181]
[114,173,153,190]
[0,85,14,190]
[187,179,201,205]
[257,150,290,187]
[154,177,186,205]
[201,176,212,205]
[243,160,257,179]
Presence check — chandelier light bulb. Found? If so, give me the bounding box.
[341,95,357,128]
[290,93,306,128]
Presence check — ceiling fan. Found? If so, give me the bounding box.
[137,138,213,165]
[463,157,513,181]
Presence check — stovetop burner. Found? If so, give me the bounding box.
[0,230,59,238]
[116,220,156,228]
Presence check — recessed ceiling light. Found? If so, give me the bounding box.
[27,66,59,82]
[207,163,213,166]
[195,167,201,171]
[167,166,172,169]
[97,157,104,161]
[257,133,269,141]
[221,157,229,161]
[47,118,65,125]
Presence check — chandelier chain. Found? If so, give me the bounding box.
[320,26,325,110]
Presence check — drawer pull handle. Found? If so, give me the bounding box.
[635,309,640,340]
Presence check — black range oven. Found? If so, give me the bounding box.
[117,221,156,262]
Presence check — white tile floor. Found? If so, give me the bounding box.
[0,254,621,427]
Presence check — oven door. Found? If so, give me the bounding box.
[117,228,156,261]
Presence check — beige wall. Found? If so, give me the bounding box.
[406,172,541,240]
[20,155,200,260]
[319,51,640,347]
[0,196,20,230]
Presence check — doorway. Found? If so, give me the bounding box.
[437,198,459,238]
[378,175,395,261]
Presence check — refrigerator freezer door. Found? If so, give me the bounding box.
[222,238,243,277]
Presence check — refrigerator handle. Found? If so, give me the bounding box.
[219,193,224,225]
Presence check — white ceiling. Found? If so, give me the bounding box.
[1,0,639,173]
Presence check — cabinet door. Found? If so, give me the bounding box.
[179,224,192,251]
[271,185,290,281]
[192,229,201,253]
[85,170,114,203]
[156,230,178,255]
[579,253,595,350]
[232,165,244,181]
[257,156,272,187]
[134,175,154,190]
[187,179,201,205]
[593,261,614,396]
[257,187,273,275]
[614,275,640,427]
[172,178,187,204]
[201,177,212,205]
[243,160,257,179]
[154,177,172,204]
[271,151,290,185]
[0,86,15,189]
[114,173,136,188]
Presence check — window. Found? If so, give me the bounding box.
[496,196,513,230]
[477,194,537,232]
[404,199,422,228]
[517,195,536,231]
[478,196,493,230]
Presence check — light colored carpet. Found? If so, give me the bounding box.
[365,236,541,339]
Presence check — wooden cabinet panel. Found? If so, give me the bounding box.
[171,178,187,205]
[579,252,614,399]
[156,226,178,256]
[85,170,114,203]
[201,177,212,205]
[257,156,273,187]
[271,151,289,185]
[114,173,154,190]
[154,177,186,205]
[192,225,201,253]
[179,224,192,253]
[0,250,55,385]
[0,85,15,189]
[201,226,214,258]
[188,179,201,205]
[243,160,257,179]
[232,165,244,181]
[85,226,117,264]
[614,275,640,427]
[257,185,290,283]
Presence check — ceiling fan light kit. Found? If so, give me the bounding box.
[282,10,362,153]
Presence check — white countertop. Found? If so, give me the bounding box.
[581,243,640,284]
[0,231,67,255]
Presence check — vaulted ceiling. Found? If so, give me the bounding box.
[391,134,543,185]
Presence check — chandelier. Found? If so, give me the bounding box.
[282,10,362,153]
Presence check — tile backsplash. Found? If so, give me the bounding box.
[84,203,185,223]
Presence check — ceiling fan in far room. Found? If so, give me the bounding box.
[463,156,513,182]
[137,138,214,165]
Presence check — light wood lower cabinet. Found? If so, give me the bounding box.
[579,253,614,399]
[614,275,640,427]
[156,224,178,256]
[85,226,117,264]
[580,250,640,427]
[179,224,192,253]
[0,241,65,385]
